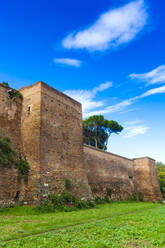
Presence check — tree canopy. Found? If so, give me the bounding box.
[83,115,123,150]
[157,162,165,198]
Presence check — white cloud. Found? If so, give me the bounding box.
[93,81,112,93]
[129,65,165,85]
[64,82,112,116]
[141,84,165,97]
[120,108,138,114]
[124,120,143,126]
[123,124,149,138]
[62,0,147,52]
[85,84,165,117]
[122,120,148,138]
[54,58,81,67]
[85,99,133,117]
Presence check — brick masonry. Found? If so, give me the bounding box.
[0,84,23,206]
[83,145,162,202]
[0,82,162,205]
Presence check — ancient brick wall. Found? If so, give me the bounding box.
[0,82,162,205]
[83,145,135,200]
[19,83,42,202]
[133,158,162,202]
[0,84,23,206]
[0,84,22,150]
[83,145,162,202]
[40,82,91,200]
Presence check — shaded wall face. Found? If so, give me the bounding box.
[83,145,135,200]
[0,85,22,205]
[133,158,162,202]
[0,85,22,150]
[40,84,91,199]
[20,84,42,202]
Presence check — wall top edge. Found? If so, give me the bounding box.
[19,81,81,107]
[83,144,133,161]
[133,157,155,162]
[0,84,11,90]
[84,145,155,162]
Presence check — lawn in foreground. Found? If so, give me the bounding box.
[0,202,164,247]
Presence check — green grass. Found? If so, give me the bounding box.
[0,202,164,247]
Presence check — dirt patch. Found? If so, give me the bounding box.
[122,240,151,248]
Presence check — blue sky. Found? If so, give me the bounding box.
[1,0,165,162]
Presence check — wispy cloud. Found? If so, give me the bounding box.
[64,82,112,116]
[54,58,81,67]
[62,0,147,52]
[92,81,112,93]
[120,108,138,114]
[123,121,149,138]
[140,84,165,96]
[129,65,165,85]
[124,120,143,126]
[83,84,165,117]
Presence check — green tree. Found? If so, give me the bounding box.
[157,162,165,198]
[83,115,123,150]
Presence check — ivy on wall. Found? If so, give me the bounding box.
[0,82,23,100]
[0,137,16,168]
[0,136,30,184]
[17,158,30,185]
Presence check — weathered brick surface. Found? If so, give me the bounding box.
[19,83,42,202]
[133,158,162,202]
[0,84,22,150]
[0,82,162,205]
[19,82,91,202]
[40,83,91,200]
[83,145,135,200]
[83,145,162,201]
[0,84,23,205]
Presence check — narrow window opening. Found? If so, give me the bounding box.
[28,106,31,115]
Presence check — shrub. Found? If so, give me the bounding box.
[17,158,30,184]
[106,188,112,198]
[138,192,143,202]
[1,82,9,87]
[60,190,73,204]
[36,191,96,213]
[8,89,23,100]
[36,200,54,213]
[94,196,112,204]
[124,192,138,202]
[74,198,87,208]
[0,137,17,168]
[65,179,72,191]
[50,193,60,205]
[86,200,96,208]
[0,136,30,184]
[132,192,137,201]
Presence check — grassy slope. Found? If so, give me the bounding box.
[0,202,164,247]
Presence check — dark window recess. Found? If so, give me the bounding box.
[28,106,31,115]
[14,191,20,202]
[129,176,133,180]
